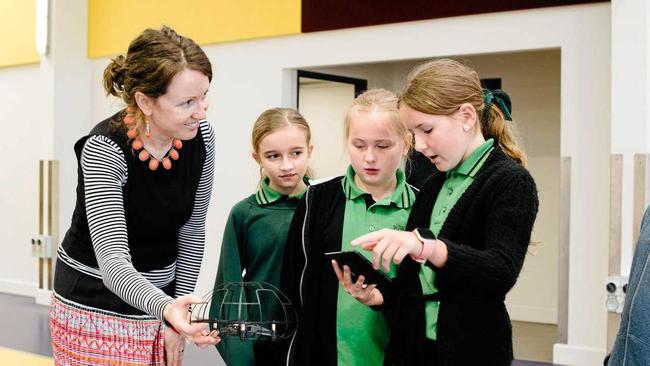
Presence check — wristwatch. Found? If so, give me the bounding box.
[411,228,437,263]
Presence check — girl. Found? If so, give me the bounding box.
[211,108,313,366]
[339,59,539,365]
[281,89,416,366]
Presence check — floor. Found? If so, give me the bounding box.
[1,292,557,365]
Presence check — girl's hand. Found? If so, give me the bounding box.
[164,327,186,366]
[331,260,384,306]
[351,229,422,272]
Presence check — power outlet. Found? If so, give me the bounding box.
[605,275,629,314]
[30,235,54,258]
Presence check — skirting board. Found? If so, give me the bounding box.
[507,304,557,324]
[553,343,607,366]
[0,279,36,298]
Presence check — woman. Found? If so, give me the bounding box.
[49,26,219,366]
[336,59,539,365]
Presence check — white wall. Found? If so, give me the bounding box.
[0,0,92,300]
[0,64,51,296]
[611,0,650,273]
[51,0,93,249]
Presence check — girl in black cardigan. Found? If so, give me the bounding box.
[334,58,539,365]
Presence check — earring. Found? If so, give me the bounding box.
[463,125,470,132]
[145,120,151,138]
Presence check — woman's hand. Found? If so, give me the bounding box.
[164,327,186,366]
[162,294,219,347]
[331,260,384,306]
[190,329,221,348]
[351,229,423,271]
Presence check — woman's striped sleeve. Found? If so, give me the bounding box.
[81,135,172,320]
[175,120,215,297]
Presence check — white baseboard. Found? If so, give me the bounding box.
[507,303,557,324]
[553,343,607,366]
[0,278,37,297]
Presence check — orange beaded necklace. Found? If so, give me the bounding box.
[123,106,182,171]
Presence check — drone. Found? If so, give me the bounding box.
[190,282,298,341]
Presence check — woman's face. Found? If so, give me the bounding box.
[400,104,473,172]
[347,110,407,190]
[146,68,210,141]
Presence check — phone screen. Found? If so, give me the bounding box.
[325,250,391,290]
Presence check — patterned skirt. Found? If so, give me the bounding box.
[49,293,165,366]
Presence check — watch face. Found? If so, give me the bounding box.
[416,228,436,241]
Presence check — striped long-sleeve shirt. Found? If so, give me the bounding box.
[57,120,215,320]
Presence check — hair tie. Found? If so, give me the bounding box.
[482,88,512,123]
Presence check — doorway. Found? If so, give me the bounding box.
[297,70,367,178]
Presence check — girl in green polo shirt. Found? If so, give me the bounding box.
[280,89,416,366]
[345,59,539,366]
[211,108,313,366]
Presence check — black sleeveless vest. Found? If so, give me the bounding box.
[54,110,205,315]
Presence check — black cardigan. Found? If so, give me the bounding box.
[280,177,347,366]
[383,147,539,366]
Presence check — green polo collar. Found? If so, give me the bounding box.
[341,165,414,209]
[450,138,494,178]
[255,177,308,205]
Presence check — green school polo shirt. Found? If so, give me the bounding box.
[421,139,495,340]
[212,177,307,366]
[336,166,416,366]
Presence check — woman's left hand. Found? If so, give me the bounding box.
[164,327,186,366]
[351,229,422,272]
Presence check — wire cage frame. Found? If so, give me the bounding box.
[190,281,298,341]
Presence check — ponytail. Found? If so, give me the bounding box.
[480,89,527,166]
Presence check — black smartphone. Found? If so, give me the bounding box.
[325,250,391,291]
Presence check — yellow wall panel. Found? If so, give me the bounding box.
[0,1,39,68]
[88,0,301,58]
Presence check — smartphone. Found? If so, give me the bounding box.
[325,250,391,290]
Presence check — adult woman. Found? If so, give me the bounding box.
[337,59,539,365]
[49,26,219,366]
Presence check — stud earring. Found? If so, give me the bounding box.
[463,125,470,132]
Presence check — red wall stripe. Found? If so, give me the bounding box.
[301,0,609,33]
